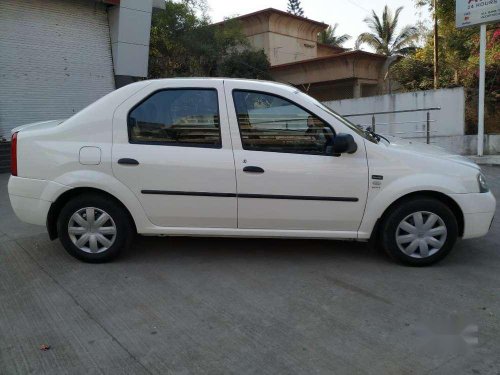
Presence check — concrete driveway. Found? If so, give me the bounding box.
[1,167,499,375]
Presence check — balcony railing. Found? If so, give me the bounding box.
[343,107,441,144]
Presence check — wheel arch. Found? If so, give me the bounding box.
[47,187,137,240]
[370,190,465,242]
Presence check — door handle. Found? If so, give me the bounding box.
[118,158,139,166]
[243,166,264,173]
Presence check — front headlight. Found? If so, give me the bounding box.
[478,173,489,193]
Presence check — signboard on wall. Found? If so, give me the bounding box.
[456,0,500,28]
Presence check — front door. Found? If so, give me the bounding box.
[225,83,368,235]
[112,81,237,228]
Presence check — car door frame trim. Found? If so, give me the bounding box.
[141,190,358,202]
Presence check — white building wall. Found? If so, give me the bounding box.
[430,134,500,155]
[267,33,317,66]
[323,88,465,138]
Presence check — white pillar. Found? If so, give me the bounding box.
[108,0,158,84]
[477,24,486,156]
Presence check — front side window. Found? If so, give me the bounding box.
[128,89,221,148]
[296,90,378,144]
[233,90,334,155]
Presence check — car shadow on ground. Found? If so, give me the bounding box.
[118,235,384,265]
[106,232,500,270]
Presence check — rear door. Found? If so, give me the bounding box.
[224,81,369,235]
[112,80,237,228]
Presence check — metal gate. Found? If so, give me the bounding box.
[0,0,115,139]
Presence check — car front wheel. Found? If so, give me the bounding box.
[57,194,134,262]
[380,197,458,266]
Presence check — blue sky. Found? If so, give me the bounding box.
[207,0,432,49]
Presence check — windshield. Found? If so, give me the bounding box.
[295,91,379,144]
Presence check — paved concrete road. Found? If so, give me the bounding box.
[1,168,499,375]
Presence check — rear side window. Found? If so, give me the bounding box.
[128,89,221,148]
[232,90,334,155]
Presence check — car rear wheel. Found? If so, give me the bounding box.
[57,194,134,262]
[380,197,458,266]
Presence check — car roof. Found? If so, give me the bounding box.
[140,77,296,91]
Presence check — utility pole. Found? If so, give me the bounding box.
[478,24,486,156]
[433,0,439,89]
[455,0,498,156]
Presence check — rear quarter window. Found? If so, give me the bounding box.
[128,88,221,148]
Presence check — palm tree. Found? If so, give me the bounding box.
[318,24,351,47]
[355,6,418,56]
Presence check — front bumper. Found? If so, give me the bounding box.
[449,191,496,239]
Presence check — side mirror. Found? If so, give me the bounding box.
[331,133,357,155]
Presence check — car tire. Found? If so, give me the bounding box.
[380,197,458,266]
[57,193,134,263]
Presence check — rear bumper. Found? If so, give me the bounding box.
[8,176,70,226]
[9,194,51,226]
[449,191,496,239]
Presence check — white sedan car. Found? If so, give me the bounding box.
[8,79,496,265]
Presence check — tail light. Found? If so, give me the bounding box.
[11,132,18,176]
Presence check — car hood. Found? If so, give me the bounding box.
[11,119,67,135]
[383,135,480,170]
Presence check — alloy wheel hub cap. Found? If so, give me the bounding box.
[68,207,117,254]
[395,211,447,259]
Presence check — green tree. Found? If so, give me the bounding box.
[412,0,498,86]
[149,1,271,79]
[148,1,201,78]
[287,0,304,17]
[390,56,434,91]
[318,24,351,47]
[355,5,418,56]
[389,0,500,132]
[218,50,272,79]
[184,18,249,76]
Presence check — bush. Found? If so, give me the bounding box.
[390,57,434,91]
